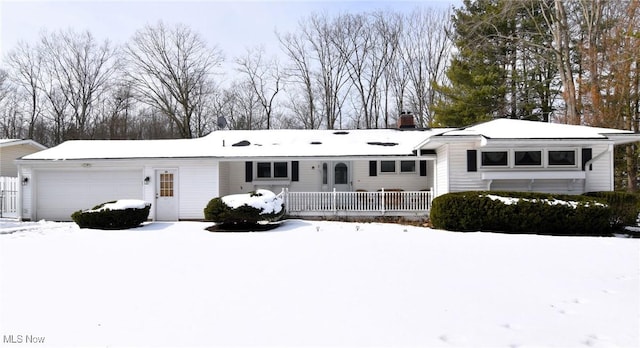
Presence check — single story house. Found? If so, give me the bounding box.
[15,118,640,221]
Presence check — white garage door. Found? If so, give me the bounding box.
[36,170,143,221]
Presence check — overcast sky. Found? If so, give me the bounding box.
[0,0,459,63]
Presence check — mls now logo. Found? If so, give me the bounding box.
[3,334,46,344]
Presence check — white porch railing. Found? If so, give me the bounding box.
[284,188,432,217]
[0,177,18,218]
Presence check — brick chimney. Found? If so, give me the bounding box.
[398,112,416,129]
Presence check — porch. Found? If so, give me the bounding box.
[283,188,433,218]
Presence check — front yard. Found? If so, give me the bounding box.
[0,219,638,347]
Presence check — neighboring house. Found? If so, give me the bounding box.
[0,139,47,177]
[15,118,640,221]
[1,139,47,218]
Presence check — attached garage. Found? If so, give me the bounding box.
[34,169,143,221]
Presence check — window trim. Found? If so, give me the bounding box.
[480,151,509,168]
[380,160,397,173]
[254,161,290,180]
[547,149,578,167]
[400,160,417,173]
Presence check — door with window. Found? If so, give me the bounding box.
[155,169,178,221]
[332,161,351,191]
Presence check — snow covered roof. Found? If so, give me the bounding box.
[0,139,47,149]
[18,119,640,161]
[20,128,449,161]
[439,119,638,142]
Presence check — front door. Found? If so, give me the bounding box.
[332,161,351,191]
[155,169,178,221]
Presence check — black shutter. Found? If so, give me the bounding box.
[291,161,299,181]
[245,161,253,182]
[419,160,427,177]
[467,150,477,172]
[369,161,377,176]
[582,148,593,171]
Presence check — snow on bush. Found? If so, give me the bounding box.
[86,199,149,212]
[222,189,283,215]
[72,200,151,230]
[204,190,285,225]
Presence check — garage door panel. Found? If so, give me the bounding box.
[36,170,143,221]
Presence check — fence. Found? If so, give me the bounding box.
[285,188,432,217]
[0,177,18,218]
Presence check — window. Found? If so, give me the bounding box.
[257,162,271,178]
[481,151,508,166]
[322,163,328,184]
[515,150,542,166]
[380,161,396,173]
[548,150,576,166]
[159,172,174,197]
[273,162,288,178]
[256,162,288,179]
[400,160,416,173]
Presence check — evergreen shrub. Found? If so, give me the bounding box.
[72,201,151,230]
[584,191,640,228]
[430,191,612,236]
[204,190,285,226]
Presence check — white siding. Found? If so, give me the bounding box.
[178,162,218,220]
[218,161,231,196]
[585,144,614,192]
[435,145,449,197]
[448,143,485,193]
[18,166,33,219]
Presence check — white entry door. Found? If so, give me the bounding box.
[155,169,178,221]
[332,162,351,191]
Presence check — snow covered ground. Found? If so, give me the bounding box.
[0,219,638,348]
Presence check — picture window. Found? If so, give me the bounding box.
[380,161,396,173]
[548,151,576,166]
[515,151,542,166]
[400,161,416,173]
[481,151,508,166]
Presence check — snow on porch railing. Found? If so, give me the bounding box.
[0,177,18,218]
[284,188,432,215]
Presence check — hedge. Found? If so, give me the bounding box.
[72,201,151,230]
[429,191,612,236]
[583,191,640,229]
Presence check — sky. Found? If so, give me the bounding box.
[0,0,459,64]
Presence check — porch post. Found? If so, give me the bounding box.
[380,188,385,213]
[332,188,337,213]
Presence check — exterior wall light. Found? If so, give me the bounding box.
[22,177,29,186]
[144,176,151,185]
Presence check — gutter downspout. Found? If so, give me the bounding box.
[583,144,614,192]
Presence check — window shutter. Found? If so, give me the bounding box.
[582,148,593,171]
[419,160,427,177]
[467,150,477,172]
[369,161,377,176]
[291,161,299,181]
[245,161,253,182]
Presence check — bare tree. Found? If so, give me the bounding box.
[40,29,119,138]
[5,41,44,139]
[333,12,401,128]
[235,46,282,130]
[278,29,319,129]
[400,7,453,127]
[125,22,223,138]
